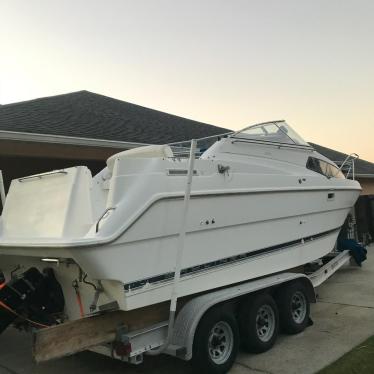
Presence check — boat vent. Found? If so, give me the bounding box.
[167,169,198,176]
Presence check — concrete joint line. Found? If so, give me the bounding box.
[319,300,374,310]
[235,361,274,374]
[0,364,20,374]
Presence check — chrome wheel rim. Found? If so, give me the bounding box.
[256,304,276,342]
[291,291,307,324]
[208,321,234,364]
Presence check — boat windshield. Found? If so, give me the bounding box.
[232,121,311,147]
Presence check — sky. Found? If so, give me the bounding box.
[0,0,373,161]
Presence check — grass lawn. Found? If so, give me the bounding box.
[318,336,374,374]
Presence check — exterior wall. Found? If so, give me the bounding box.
[354,177,374,243]
[0,155,106,191]
[0,139,119,211]
[357,178,374,195]
[0,139,130,191]
[355,195,374,244]
[0,139,124,161]
[0,155,107,213]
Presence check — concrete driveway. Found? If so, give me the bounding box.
[1,245,373,374]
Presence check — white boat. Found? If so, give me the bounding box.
[0,121,361,322]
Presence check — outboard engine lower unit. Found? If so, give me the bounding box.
[0,267,65,334]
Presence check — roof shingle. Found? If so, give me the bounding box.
[310,142,374,177]
[1,90,373,176]
[0,91,228,144]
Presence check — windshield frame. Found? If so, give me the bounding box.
[230,120,314,150]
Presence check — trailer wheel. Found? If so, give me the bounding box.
[276,281,310,334]
[238,293,279,353]
[192,306,239,374]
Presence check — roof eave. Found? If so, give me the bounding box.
[356,174,374,179]
[0,130,149,149]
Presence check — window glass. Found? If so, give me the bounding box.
[319,160,329,176]
[327,163,345,179]
[306,157,345,179]
[234,121,310,147]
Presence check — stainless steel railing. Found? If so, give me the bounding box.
[335,153,359,180]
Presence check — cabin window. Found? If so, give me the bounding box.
[306,157,345,179]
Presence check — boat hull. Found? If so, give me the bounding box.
[70,187,358,310]
[0,131,363,320]
[122,227,341,310]
[0,186,361,313]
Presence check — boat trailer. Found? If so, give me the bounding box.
[0,154,364,373]
[0,248,354,369]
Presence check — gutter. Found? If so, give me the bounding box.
[0,130,149,150]
[355,174,374,179]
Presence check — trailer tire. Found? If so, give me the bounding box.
[276,281,310,334]
[239,293,279,353]
[192,306,239,374]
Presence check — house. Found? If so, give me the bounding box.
[0,90,227,189]
[1,90,373,242]
[309,143,374,243]
[310,143,374,196]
